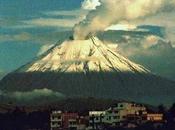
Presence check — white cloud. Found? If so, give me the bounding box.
[44,9,88,17]
[131,11,175,44]
[8,24,37,29]
[142,35,159,49]
[132,11,175,27]
[0,32,32,42]
[74,0,175,40]
[23,18,80,28]
[11,88,64,100]
[82,0,101,10]
[38,44,54,56]
[1,9,88,31]
[20,9,88,29]
[105,24,136,31]
[0,88,65,102]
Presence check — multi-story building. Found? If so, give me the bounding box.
[147,114,163,122]
[77,116,89,130]
[88,102,148,129]
[108,102,147,125]
[50,111,62,130]
[62,112,79,129]
[50,111,79,130]
[88,111,106,130]
[50,102,164,130]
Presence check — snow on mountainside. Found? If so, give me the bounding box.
[1,37,175,105]
[18,37,149,74]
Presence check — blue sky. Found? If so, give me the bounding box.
[0,0,84,32]
[0,0,84,73]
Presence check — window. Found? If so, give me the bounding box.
[120,104,123,107]
[116,104,118,107]
[89,123,93,126]
[108,116,111,120]
[52,115,61,120]
[70,121,76,125]
[139,111,143,115]
[108,110,112,113]
[90,117,94,120]
[113,116,119,119]
[114,110,119,113]
[57,116,61,119]
[123,116,126,119]
[115,122,120,126]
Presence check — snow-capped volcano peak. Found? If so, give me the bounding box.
[18,37,149,74]
[2,37,175,106]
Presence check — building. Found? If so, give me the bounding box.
[50,111,80,130]
[88,102,148,129]
[50,102,164,130]
[147,114,163,122]
[62,112,79,130]
[50,111,62,130]
[88,111,106,130]
[108,102,147,125]
[77,116,88,130]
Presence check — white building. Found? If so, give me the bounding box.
[88,111,106,130]
[111,102,147,124]
[88,102,147,129]
[50,111,62,130]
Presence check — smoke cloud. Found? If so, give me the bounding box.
[74,0,175,40]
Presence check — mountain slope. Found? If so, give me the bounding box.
[17,37,149,74]
[0,37,175,105]
[97,29,175,81]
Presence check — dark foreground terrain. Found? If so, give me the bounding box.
[1,72,175,106]
[0,98,175,130]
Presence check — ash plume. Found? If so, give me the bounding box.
[74,0,175,40]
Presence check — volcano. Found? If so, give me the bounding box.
[0,37,175,105]
[18,37,149,73]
